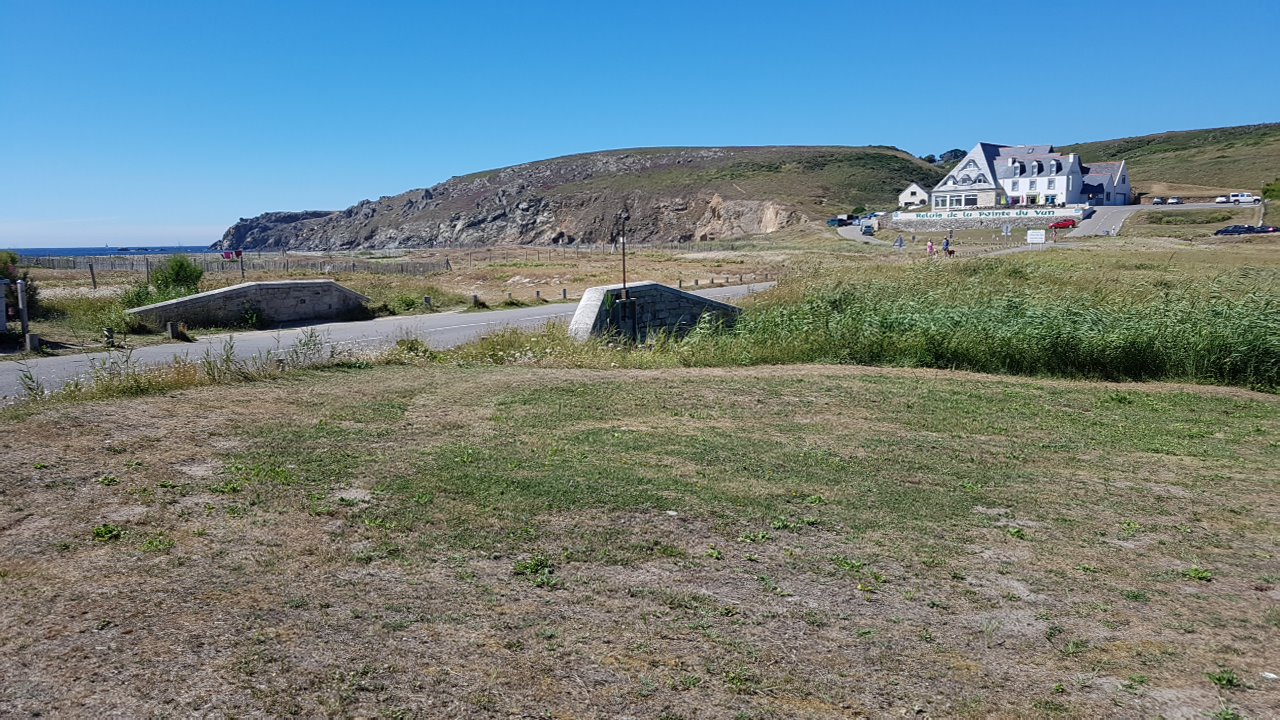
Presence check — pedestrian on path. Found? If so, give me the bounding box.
[927,240,935,257]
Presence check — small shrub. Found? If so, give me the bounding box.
[1,250,40,319]
[140,534,175,553]
[1207,669,1241,689]
[92,523,123,542]
[1183,566,1214,582]
[151,255,204,293]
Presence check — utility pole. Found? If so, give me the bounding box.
[619,208,630,300]
[615,207,635,341]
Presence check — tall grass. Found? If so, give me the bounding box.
[447,258,1279,392]
[678,261,1278,390]
[37,295,149,338]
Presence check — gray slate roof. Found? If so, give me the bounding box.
[1082,161,1124,182]
[933,142,1007,192]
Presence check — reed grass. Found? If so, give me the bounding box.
[449,257,1280,391]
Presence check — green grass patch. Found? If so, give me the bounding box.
[1138,210,1233,226]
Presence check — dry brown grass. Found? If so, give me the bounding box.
[1,363,1275,718]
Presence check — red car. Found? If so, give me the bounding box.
[1049,218,1078,229]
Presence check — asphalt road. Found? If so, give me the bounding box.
[1,282,774,399]
[1067,202,1230,237]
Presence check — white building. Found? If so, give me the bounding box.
[928,143,1129,210]
[898,181,930,208]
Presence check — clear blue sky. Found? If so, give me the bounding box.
[2,0,1276,247]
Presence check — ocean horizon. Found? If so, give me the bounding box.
[6,245,217,258]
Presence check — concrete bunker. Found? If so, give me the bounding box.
[126,279,370,329]
[568,281,740,342]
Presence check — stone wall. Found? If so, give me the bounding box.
[127,280,370,329]
[887,215,1068,233]
[568,281,740,342]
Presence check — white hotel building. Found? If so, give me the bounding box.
[929,143,1129,210]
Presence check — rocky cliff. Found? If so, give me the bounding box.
[216,146,943,251]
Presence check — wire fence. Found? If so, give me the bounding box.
[19,254,453,277]
[18,240,764,276]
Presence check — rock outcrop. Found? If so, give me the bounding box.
[215,146,942,251]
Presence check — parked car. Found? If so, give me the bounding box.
[861,224,875,236]
[1167,197,1184,205]
[1150,197,1166,205]
[1214,196,1230,204]
[1229,192,1262,205]
[1048,218,1078,229]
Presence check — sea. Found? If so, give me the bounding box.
[10,245,216,258]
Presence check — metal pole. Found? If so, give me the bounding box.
[89,262,97,290]
[17,279,30,335]
[619,211,629,300]
[240,254,246,280]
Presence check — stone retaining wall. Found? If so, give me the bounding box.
[127,280,370,329]
[887,215,1072,233]
[568,281,740,342]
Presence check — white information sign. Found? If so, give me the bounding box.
[1026,229,1046,244]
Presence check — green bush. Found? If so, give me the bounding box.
[1263,178,1279,200]
[1,249,40,319]
[151,255,203,293]
[120,283,196,310]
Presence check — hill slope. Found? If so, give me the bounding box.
[1059,123,1280,196]
[216,146,943,251]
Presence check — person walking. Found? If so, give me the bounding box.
[942,237,951,255]
[926,239,935,257]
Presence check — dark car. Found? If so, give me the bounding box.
[1048,218,1078,229]
[1214,225,1255,236]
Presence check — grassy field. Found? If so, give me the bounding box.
[1060,123,1280,196]
[1,362,1275,718]
[451,238,1280,392]
[1121,207,1259,239]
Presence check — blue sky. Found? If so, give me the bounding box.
[2,1,1276,247]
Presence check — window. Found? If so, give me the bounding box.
[1030,180,1038,191]
[1106,192,1111,201]
[964,194,978,207]
[1011,180,1019,191]
[1120,175,1126,184]
[909,190,918,196]
[1047,178,1056,190]
[1045,195,1057,205]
